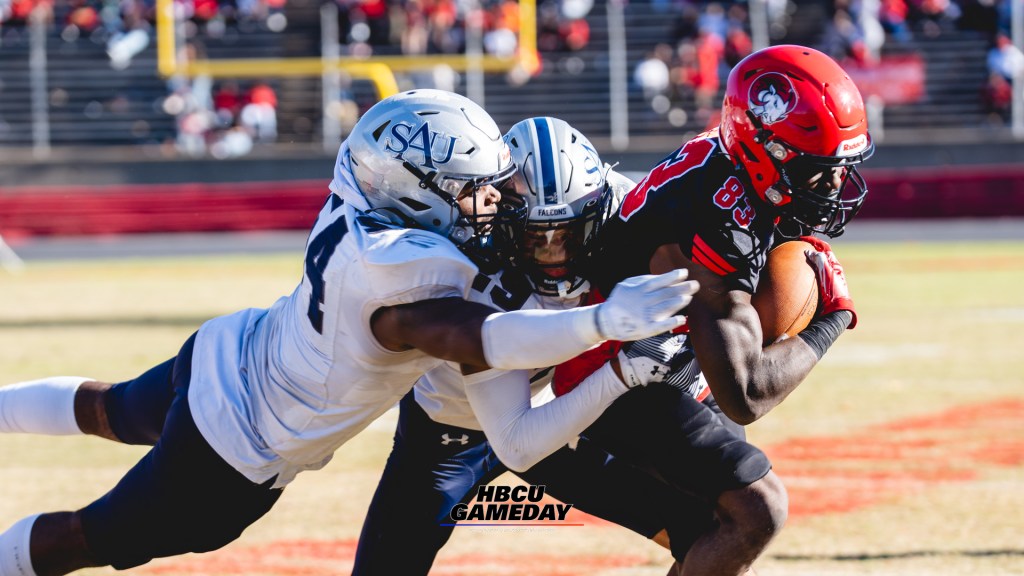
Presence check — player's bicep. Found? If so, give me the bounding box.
[370,297,499,365]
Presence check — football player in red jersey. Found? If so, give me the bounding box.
[585,43,870,423]
[550,44,872,575]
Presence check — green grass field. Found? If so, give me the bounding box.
[1,241,1023,575]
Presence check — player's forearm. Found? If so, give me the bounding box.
[383,301,608,369]
[694,301,826,425]
[480,306,603,370]
[465,363,627,472]
[384,270,694,369]
[744,337,818,421]
[690,295,773,425]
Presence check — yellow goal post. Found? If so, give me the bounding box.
[155,0,538,100]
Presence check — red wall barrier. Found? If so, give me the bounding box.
[0,180,331,236]
[2,164,1023,237]
[857,165,1024,219]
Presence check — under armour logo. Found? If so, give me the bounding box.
[441,433,470,446]
[650,366,663,377]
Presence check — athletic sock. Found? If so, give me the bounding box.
[0,514,40,576]
[0,377,88,435]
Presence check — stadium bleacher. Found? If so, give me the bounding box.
[0,0,1011,152]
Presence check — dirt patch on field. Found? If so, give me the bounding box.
[766,398,1024,518]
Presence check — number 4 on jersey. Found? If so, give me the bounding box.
[305,209,349,334]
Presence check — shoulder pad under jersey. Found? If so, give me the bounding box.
[358,226,480,306]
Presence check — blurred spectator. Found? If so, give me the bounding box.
[483,1,517,57]
[535,0,588,54]
[672,39,700,101]
[65,0,99,33]
[634,43,672,104]
[671,2,700,43]
[240,81,278,143]
[536,0,562,51]
[879,0,912,43]
[358,0,391,46]
[107,27,151,70]
[908,0,961,37]
[696,2,727,41]
[982,70,1013,122]
[559,15,588,52]
[166,80,215,157]
[851,0,885,61]
[723,26,752,68]
[210,123,254,158]
[666,26,723,126]
[426,0,461,54]
[400,0,428,54]
[983,32,1023,123]
[996,0,1011,35]
[212,80,243,127]
[820,8,871,65]
[560,0,591,21]
[987,33,1024,83]
[764,0,791,40]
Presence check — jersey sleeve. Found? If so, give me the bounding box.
[463,363,627,472]
[358,228,480,308]
[590,141,773,296]
[681,154,774,294]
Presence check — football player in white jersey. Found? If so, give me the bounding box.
[352,117,782,576]
[0,91,698,576]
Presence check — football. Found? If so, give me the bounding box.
[751,240,820,346]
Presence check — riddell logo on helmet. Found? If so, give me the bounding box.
[384,121,458,169]
[748,73,798,125]
[837,134,868,156]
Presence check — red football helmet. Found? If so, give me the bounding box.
[720,45,874,238]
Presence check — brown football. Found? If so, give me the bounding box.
[750,240,820,346]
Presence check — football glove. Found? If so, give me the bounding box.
[800,235,857,329]
[616,332,688,388]
[595,270,698,342]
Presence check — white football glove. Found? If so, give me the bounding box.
[616,332,706,395]
[595,269,698,342]
[617,332,687,388]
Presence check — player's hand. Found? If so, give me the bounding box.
[596,270,699,342]
[800,235,857,329]
[615,332,687,388]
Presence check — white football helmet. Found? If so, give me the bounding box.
[348,89,522,251]
[503,117,613,298]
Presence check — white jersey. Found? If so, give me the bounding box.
[189,196,478,487]
[413,270,579,430]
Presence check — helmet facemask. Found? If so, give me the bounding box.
[400,158,526,271]
[510,183,612,298]
[751,113,874,239]
[501,116,613,298]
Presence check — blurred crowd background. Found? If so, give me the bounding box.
[0,0,1020,161]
